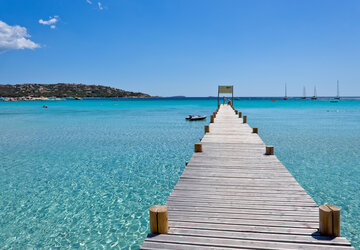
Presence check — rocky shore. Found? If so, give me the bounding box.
[2,97,66,101]
[0,83,152,99]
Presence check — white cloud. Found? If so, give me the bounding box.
[0,20,40,53]
[98,2,103,10]
[86,0,93,4]
[39,16,59,29]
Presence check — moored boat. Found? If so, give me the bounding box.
[283,83,288,100]
[335,80,340,100]
[185,115,207,121]
[301,86,306,99]
[311,86,317,100]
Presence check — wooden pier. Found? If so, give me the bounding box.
[141,104,353,249]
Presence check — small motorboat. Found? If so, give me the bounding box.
[185,115,207,121]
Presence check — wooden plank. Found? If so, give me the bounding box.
[167,215,319,228]
[166,201,318,211]
[168,220,319,235]
[168,194,316,203]
[166,198,317,206]
[167,206,319,217]
[167,211,319,223]
[143,234,354,250]
[142,241,231,250]
[141,104,353,249]
[168,228,352,246]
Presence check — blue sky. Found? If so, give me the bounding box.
[0,0,359,97]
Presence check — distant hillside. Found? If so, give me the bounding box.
[0,83,151,98]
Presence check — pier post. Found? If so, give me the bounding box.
[243,115,247,123]
[265,146,274,155]
[213,112,217,118]
[319,204,341,237]
[210,115,214,123]
[252,128,258,134]
[195,143,203,152]
[238,112,242,118]
[235,110,238,115]
[149,205,168,234]
[205,125,210,133]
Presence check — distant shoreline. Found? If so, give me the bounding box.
[0,83,152,99]
[1,96,360,101]
[0,96,157,102]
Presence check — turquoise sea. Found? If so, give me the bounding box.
[0,98,359,249]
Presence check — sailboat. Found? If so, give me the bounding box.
[301,86,306,99]
[283,83,288,100]
[311,86,317,100]
[335,80,340,100]
[330,80,340,102]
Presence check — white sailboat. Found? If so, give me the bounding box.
[311,86,317,100]
[301,86,306,99]
[335,80,340,100]
[284,83,288,100]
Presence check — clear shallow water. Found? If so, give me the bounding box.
[0,98,359,249]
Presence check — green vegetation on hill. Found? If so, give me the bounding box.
[0,83,151,98]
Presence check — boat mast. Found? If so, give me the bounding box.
[336,80,340,99]
[311,85,317,100]
[285,83,287,98]
[303,86,306,99]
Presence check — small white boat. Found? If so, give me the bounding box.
[185,115,207,121]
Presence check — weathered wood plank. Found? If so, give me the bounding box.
[168,228,352,246]
[168,220,319,235]
[166,201,318,211]
[143,234,353,250]
[167,210,319,223]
